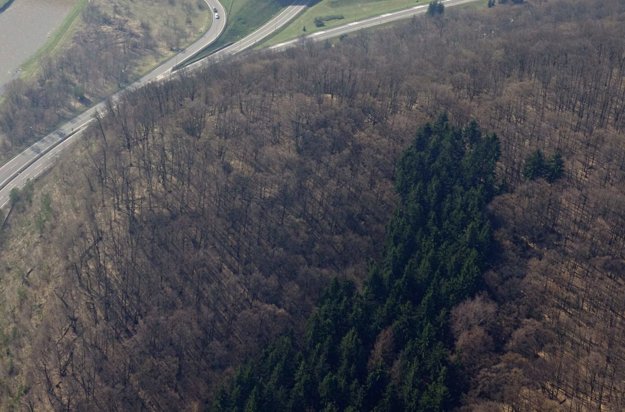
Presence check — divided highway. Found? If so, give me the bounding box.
[0,0,479,210]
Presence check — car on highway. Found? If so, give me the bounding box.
[213,6,218,12]
[215,12,219,19]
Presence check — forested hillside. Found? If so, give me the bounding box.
[1,0,625,410]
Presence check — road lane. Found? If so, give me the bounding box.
[0,1,308,210]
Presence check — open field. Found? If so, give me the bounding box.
[0,0,76,91]
[262,0,424,46]
[13,0,212,83]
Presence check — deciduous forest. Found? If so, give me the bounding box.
[1,0,625,410]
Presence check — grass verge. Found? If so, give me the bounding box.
[262,0,424,46]
[0,0,15,13]
[19,0,88,79]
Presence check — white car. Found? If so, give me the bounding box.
[215,12,219,19]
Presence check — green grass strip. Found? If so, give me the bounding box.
[19,0,88,79]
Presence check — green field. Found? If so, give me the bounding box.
[262,0,424,46]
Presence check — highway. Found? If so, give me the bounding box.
[0,0,479,210]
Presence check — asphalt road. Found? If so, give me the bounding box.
[0,0,479,210]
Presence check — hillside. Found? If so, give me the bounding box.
[1,0,625,409]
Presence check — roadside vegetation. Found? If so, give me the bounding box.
[262,0,423,46]
[0,0,211,165]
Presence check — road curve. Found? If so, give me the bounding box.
[0,1,311,211]
[184,3,310,72]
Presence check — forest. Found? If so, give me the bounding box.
[0,0,625,410]
[213,115,500,411]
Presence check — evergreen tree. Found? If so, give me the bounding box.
[427,0,445,16]
[523,149,565,182]
[545,152,564,182]
[523,149,546,180]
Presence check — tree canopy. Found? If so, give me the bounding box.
[523,149,564,182]
[213,116,500,411]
